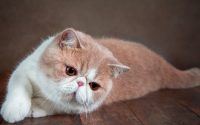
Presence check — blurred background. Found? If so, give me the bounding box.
[0,0,199,73]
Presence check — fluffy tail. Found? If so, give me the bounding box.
[164,67,200,89]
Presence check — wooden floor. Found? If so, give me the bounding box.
[0,71,200,125]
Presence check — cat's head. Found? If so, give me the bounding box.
[39,28,129,112]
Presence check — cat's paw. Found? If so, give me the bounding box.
[29,106,48,118]
[0,99,31,123]
[27,98,53,118]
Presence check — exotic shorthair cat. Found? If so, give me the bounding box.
[1,28,200,123]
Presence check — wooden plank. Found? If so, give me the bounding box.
[80,101,143,125]
[0,114,82,125]
[160,87,200,116]
[126,90,200,125]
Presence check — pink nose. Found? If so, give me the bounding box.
[77,81,84,87]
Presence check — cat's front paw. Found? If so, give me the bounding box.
[28,106,48,118]
[0,99,31,123]
[27,98,53,118]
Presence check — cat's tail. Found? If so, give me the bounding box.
[164,67,200,89]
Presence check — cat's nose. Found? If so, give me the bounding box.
[76,77,86,87]
[77,81,84,87]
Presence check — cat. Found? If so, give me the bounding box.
[1,28,200,123]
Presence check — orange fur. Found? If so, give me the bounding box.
[40,28,200,105]
[99,38,200,104]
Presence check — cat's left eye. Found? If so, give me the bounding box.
[65,66,77,76]
[89,82,101,91]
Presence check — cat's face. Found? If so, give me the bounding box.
[40,28,129,112]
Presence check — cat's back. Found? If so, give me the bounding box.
[97,38,143,53]
[97,38,160,67]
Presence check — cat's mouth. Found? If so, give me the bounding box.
[65,92,76,98]
[61,86,93,106]
[66,92,92,106]
[69,92,76,97]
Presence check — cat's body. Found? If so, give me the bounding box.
[1,28,200,123]
[98,38,200,103]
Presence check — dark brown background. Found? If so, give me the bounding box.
[0,0,200,73]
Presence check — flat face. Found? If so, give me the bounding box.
[39,32,115,112]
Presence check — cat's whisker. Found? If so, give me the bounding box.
[83,83,89,120]
[84,102,93,125]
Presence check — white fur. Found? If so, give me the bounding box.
[0,37,54,123]
[87,69,97,81]
[0,37,110,123]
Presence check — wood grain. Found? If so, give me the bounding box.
[80,101,142,125]
[126,90,200,125]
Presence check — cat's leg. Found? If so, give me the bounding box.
[0,71,32,123]
[28,98,57,118]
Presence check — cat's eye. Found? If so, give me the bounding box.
[89,82,101,91]
[65,66,77,76]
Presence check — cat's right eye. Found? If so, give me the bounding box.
[65,66,77,76]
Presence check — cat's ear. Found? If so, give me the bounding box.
[56,28,83,49]
[108,63,130,78]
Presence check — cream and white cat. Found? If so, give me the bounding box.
[1,28,200,123]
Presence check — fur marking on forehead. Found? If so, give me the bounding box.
[87,69,97,81]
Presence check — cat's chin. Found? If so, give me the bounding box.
[59,98,95,113]
[61,92,91,106]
